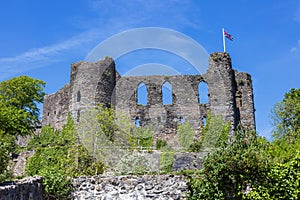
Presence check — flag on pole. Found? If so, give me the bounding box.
[222,28,233,52]
[224,30,233,41]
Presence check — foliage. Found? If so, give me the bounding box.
[41,169,72,200]
[242,88,300,199]
[245,152,300,199]
[160,145,174,173]
[0,132,15,183]
[189,113,229,152]
[115,151,155,175]
[188,87,300,199]
[128,126,153,148]
[96,104,116,142]
[272,88,300,141]
[177,122,194,151]
[156,139,167,150]
[27,114,76,149]
[77,105,155,173]
[188,129,270,200]
[26,114,104,198]
[0,76,45,136]
[0,76,45,183]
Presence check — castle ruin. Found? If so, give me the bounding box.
[42,52,255,145]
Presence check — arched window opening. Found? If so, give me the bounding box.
[179,116,184,124]
[162,81,172,105]
[137,82,148,105]
[77,91,81,102]
[202,116,207,126]
[135,117,141,127]
[198,81,209,104]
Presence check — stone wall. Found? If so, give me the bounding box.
[72,175,189,200]
[69,57,116,124]
[0,176,43,200]
[42,83,70,129]
[115,75,205,145]
[234,71,256,130]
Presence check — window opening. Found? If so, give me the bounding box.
[198,81,208,104]
[135,117,141,127]
[202,116,207,126]
[137,82,148,105]
[162,81,172,105]
[77,91,81,102]
[179,116,184,124]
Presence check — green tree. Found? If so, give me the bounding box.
[244,88,300,199]
[272,88,300,141]
[188,129,270,200]
[0,76,45,136]
[0,76,45,183]
[246,152,300,200]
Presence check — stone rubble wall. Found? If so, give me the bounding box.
[72,175,189,200]
[0,176,43,200]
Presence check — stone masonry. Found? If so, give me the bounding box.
[0,176,43,200]
[72,175,189,200]
[42,52,256,144]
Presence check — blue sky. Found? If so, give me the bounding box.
[0,0,300,140]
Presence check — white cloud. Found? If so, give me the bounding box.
[290,39,300,53]
[0,29,102,81]
[0,0,202,81]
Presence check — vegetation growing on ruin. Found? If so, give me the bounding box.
[26,114,105,199]
[0,76,45,183]
[189,112,230,152]
[187,88,300,199]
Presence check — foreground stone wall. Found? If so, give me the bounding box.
[0,176,43,200]
[72,175,189,200]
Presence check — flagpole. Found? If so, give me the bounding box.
[222,28,226,52]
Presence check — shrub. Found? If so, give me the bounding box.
[177,122,194,151]
[156,139,167,150]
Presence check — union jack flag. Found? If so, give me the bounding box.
[224,30,233,41]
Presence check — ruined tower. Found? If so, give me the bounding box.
[42,52,256,144]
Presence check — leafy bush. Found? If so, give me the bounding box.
[177,122,194,151]
[160,145,174,173]
[246,152,300,199]
[189,114,229,152]
[115,151,154,175]
[188,129,269,200]
[0,132,15,183]
[41,169,72,200]
[156,139,167,150]
[26,114,104,198]
[128,126,153,148]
